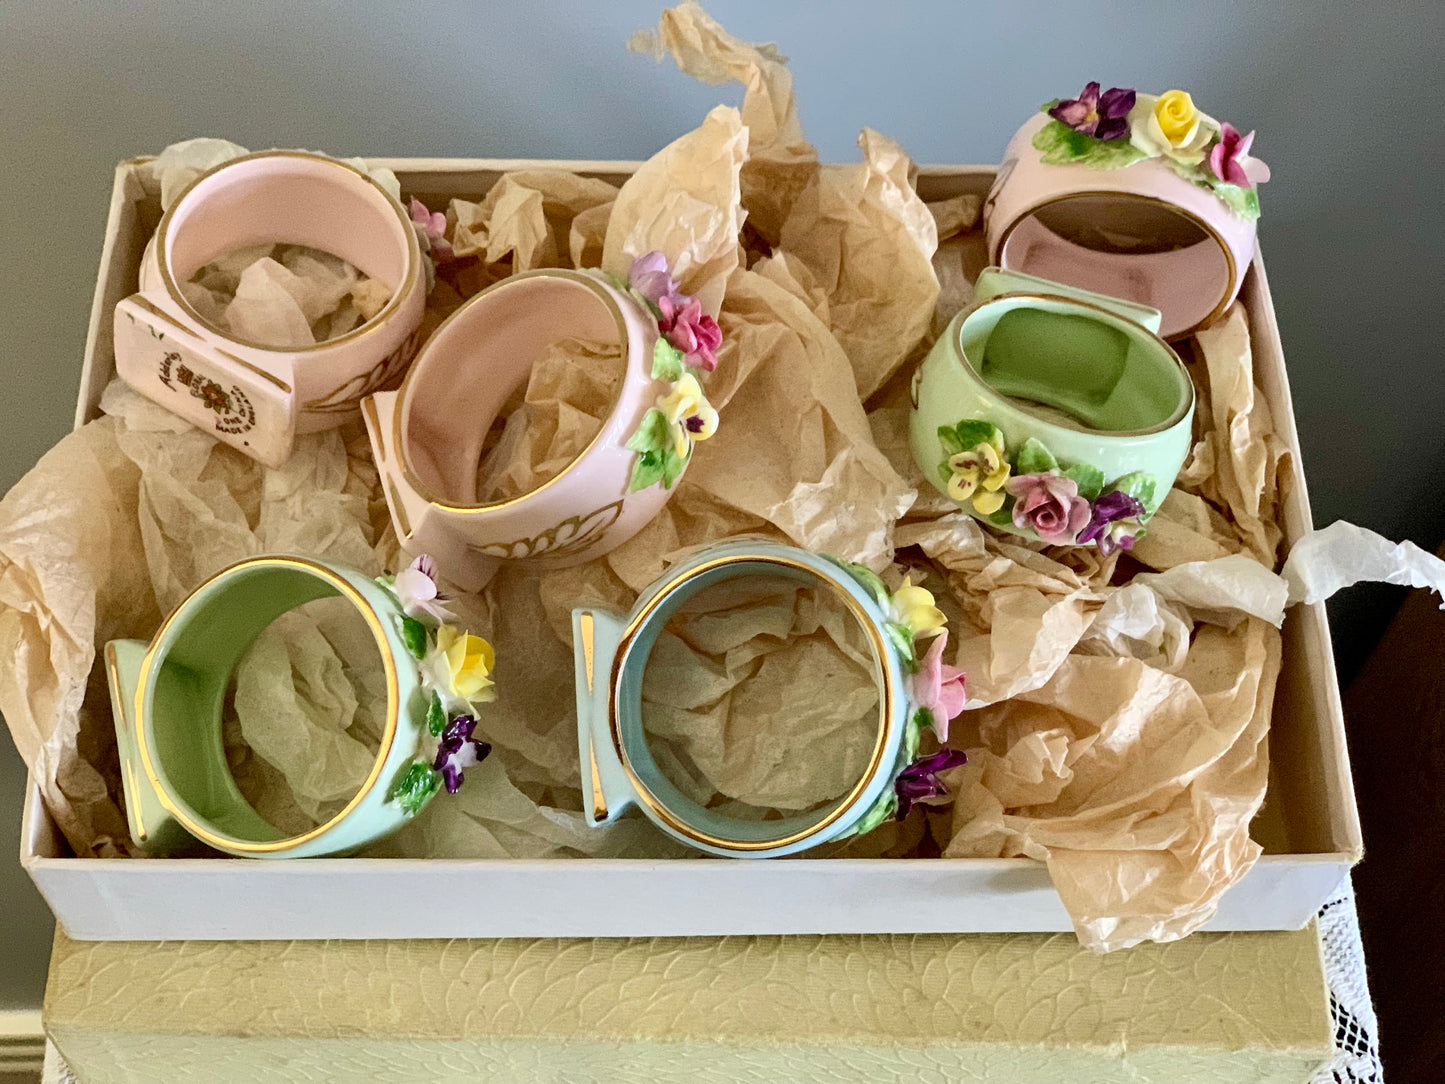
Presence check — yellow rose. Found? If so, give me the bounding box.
[434,624,496,704]
[890,577,946,640]
[1154,89,1198,145]
[1129,90,1217,166]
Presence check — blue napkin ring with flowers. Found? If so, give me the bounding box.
[572,539,969,858]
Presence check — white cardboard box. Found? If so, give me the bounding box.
[20,159,1363,940]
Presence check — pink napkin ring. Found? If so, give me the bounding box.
[114,150,426,467]
[364,254,722,591]
[984,84,1270,340]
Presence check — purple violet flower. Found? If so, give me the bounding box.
[628,251,681,305]
[432,715,492,794]
[1049,82,1136,141]
[1078,490,1147,556]
[894,748,968,821]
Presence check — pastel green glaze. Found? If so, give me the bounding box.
[107,556,428,858]
[574,540,913,858]
[909,267,1194,541]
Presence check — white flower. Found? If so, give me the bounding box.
[392,554,452,624]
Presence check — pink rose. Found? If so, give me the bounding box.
[910,631,967,742]
[409,198,452,261]
[1005,471,1090,545]
[658,295,722,372]
[1207,123,1271,190]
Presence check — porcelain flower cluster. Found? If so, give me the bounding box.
[1035,82,1271,220]
[379,555,497,815]
[938,419,1155,554]
[617,252,720,492]
[825,559,970,833]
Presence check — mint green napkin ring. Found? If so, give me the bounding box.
[573,539,969,858]
[107,554,496,858]
[909,267,1194,552]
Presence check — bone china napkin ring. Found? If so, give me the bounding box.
[909,267,1194,553]
[984,84,1270,340]
[364,256,720,592]
[573,539,969,858]
[113,151,426,467]
[106,554,496,858]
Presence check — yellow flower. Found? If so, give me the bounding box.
[1154,89,1199,145]
[657,372,718,458]
[946,442,1011,514]
[1129,90,1217,166]
[433,624,496,704]
[890,576,946,640]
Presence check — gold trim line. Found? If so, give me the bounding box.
[606,553,896,852]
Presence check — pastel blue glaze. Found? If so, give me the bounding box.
[575,539,912,858]
[107,555,429,858]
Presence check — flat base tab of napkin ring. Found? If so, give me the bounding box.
[106,555,427,858]
[572,540,910,858]
[365,268,681,592]
[114,151,425,468]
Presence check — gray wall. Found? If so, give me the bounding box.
[1,1,1442,1009]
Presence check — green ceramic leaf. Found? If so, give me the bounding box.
[651,338,685,382]
[625,408,670,454]
[948,419,1005,453]
[984,502,1016,528]
[884,621,918,672]
[937,425,965,457]
[1111,471,1160,513]
[848,792,899,838]
[1015,437,1059,475]
[823,556,891,609]
[902,715,923,762]
[628,450,667,493]
[391,761,441,816]
[400,616,429,660]
[426,691,447,738]
[938,462,955,488]
[912,706,936,739]
[1212,182,1261,222]
[659,446,688,489]
[1061,462,1106,501]
[1032,120,1147,168]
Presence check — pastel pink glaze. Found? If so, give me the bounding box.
[364,269,678,591]
[114,151,424,467]
[983,113,1257,340]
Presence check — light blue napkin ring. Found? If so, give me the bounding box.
[573,539,957,858]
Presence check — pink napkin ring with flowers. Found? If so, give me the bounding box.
[984,83,1271,339]
[113,150,427,467]
[363,253,722,591]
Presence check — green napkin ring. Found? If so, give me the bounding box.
[106,553,496,857]
[909,267,1195,552]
